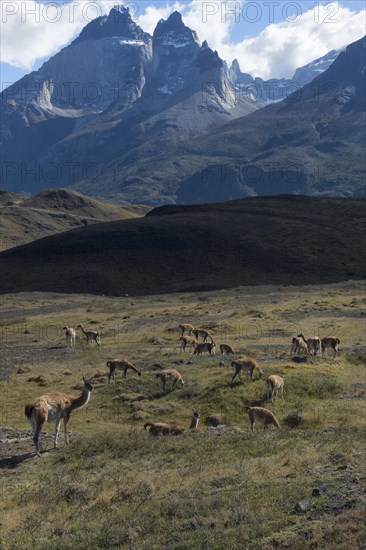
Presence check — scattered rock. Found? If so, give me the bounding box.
[63,370,72,375]
[295,500,311,513]
[17,365,32,374]
[27,375,52,386]
[205,413,226,427]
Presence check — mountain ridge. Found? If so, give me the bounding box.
[1,196,365,296]
[0,7,349,203]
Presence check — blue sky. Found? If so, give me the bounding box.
[1,0,365,89]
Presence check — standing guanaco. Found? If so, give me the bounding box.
[231,358,263,382]
[246,406,281,433]
[107,359,141,383]
[25,377,93,456]
[321,337,340,358]
[266,374,285,402]
[156,369,184,392]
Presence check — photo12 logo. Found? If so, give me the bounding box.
[201,2,339,24]
[1,2,141,24]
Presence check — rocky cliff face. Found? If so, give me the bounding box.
[1,7,349,203]
[1,9,257,195]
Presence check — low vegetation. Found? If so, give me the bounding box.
[0,281,365,549]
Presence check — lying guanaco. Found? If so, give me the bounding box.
[25,377,93,456]
[231,358,263,382]
[144,409,200,436]
[156,369,184,392]
[220,343,236,355]
[246,406,281,433]
[266,374,285,402]
[180,335,198,352]
[107,359,141,383]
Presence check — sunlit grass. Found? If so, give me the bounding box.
[0,281,365,549]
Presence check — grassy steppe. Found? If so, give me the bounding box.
[0,281,365,549]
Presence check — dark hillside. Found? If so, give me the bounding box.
[1,196,365,296]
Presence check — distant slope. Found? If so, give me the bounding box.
[0,188,149,251]
[1,196,365,296]
[0,190,25,205]
[173,35,365,202]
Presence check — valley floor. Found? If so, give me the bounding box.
[0,281,365,549]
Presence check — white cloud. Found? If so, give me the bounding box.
[0,0,112,69]
[218,3,366,78]
[0,0,365,78]
[139,1,365,78]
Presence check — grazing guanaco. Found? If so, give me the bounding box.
[156,369,184,392]
[231,358,263,382]
[220,343,236,355]
[179,323,195,337]
[144,409,200,436]
[192,328,214,343]
[24,377,93,456]
[78,324,101,346]
[297,333,320,356]
[321,337,340,358]
[63,326,76,349]
[107,359,141,383]
[290,336,308,355]
[266,374,285,402]
[194,342,216,355]
[246,406,281,433]
[180,335,198,353]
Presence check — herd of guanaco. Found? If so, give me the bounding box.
[25,321,340,455]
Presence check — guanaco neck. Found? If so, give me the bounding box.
[70,387,91,412]
[189,414,200,429]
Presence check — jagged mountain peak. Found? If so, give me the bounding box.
[72,6,151,45]
[231,59,241,72]
[153,11,199,47]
